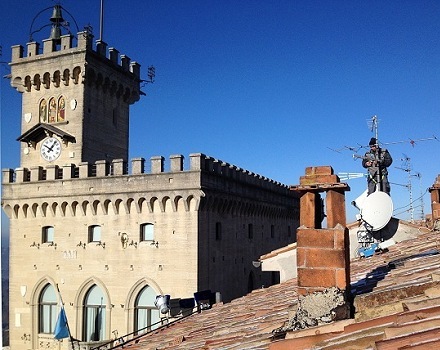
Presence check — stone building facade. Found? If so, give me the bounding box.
[1,7,299,349]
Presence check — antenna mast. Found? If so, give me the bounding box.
[99,0,104,42]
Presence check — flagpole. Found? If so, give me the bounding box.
[56,284,75,349]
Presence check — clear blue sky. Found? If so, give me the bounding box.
[1,0,439,223]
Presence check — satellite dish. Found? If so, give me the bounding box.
[360,191,393,231]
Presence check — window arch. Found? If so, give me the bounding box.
[58,96,66,121]
[39,284,57,334]
[48,97,57,123]
[134,286,160,334]
[39,99,48,122]
[83,285,106,341]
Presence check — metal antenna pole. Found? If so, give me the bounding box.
[99,0,104,42]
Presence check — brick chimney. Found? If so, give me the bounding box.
[290,166,350,296]
[429,174,440,226]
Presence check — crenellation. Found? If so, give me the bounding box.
[170,155,184,172]
[46,164,59,180]
[131,157,145,174]
[26,42,39,57]
[121,55,131,71]
[2,169,14,184]
[112,159,127,175]
[109,47,119,64]
[96,40,108,57]
[60,34,73,50]
[151,156,165,173]
[11,44,24,61]
[30,166,43,181]
[63,164,75,179]
[79,162,91,178]
[96,160,110,177]
[1,154,292,191]
[42,38,55,54]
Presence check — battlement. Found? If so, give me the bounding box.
[10,31,140,79]
[2,153,290,192]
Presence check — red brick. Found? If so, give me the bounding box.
[297,268,336,288]
[326,190,346,227]
[305,166,334,176]
[297,247,306,268]
[304,248,346,269]
[300,174,339,185]
[300,192,320,227]
[297,228,335,248]
[334,227,349,250]
[335,268,350,290]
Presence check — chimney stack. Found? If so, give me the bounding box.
[290,166,350,296]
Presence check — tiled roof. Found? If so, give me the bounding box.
[120,227,440,350]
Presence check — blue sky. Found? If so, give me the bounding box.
[1,0,439,224]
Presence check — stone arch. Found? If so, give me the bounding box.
[72,66,81,84]
[110,81,117,96]
[116,84,124,98]
[10,204,19,219]
[103,77,110,93]
[162,196,171,213]
[31,203,38,218]
[126,198,135,214]
[71,201,79,216]
[150,197,159,213]
[32,74,41,90]
[174,196,186,212]
[123,87,130,102]
[81,200,89,216]
[24,76,31,92]
[96,73,103,88]
[43,72,50,89]
[52,70,61,87]
[125,277,164,311]
[188,195,198,211]
[114,198,123,214]
[22,203,29,218]
[62,69,70,86]
[41,202,49,217]
[92,200,100,215]
[74,277,112,340]
[86,68,96,86]
[138,197,147,214]
[103,199,111,215]
[51,202,58,217]
[61,201,68,217]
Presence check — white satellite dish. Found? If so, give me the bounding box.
[359,191,393,231]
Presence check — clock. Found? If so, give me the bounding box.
[40,137,62,162]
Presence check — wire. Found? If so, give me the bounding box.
[392,187,429,213]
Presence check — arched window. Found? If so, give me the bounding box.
[39,284,57,334]
[58,96,65,121]
[39,99,48,122]
[140,223,154,242]
[48,97,57,123]
[83,285,106,341]
[134,286,160,334]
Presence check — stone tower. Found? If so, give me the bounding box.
[10,6,141,168]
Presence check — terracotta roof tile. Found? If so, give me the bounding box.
[117,228,440,350]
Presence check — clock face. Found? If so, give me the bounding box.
[40,137,62,162]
